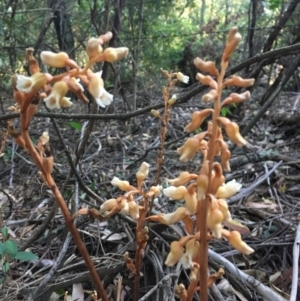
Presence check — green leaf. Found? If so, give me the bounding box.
[4,240,18,258]
[15,251,38,261]
[1,227,8,239]
[221,107,231,117]
[68,122,82,130]
[0,242,6,256]
[2,262,9,273]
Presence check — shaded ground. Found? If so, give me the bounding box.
[0,81,300,301]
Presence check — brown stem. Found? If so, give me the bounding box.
[20,98,109,301]
[133,193,149,301]
[198,66,225,301]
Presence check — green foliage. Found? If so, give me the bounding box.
[0,227,38,283]
[221,106,231,117]
[68,121,82,130]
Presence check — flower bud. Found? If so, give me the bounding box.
[174,284,187,300]
[223,76,255,88]
[176,72,189,84]
[197,159,209,200]
[168,94,177,105]
[86,37,103,59]
[167,171,197,187]
[184,109,214,133]
[222,27,241,65]
[103,47,128,62]
[196,73,217,89]
[146,207,186,225]
[189,263,200,282]
[222,91,251,107]
[194,57,219,77]
[26,48,40,74]
[98,31,113,44]
[136,162,149,190]
[151,109,160,118]
[202,89,217,103]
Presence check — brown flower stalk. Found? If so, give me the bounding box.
[8,35,129,301]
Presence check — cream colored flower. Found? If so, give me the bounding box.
[180,239,200,269]
[216,179,242,199]
[88,72,113,108]
[43,81,69,110]
[111,176,131,191]
[41,51,78,69]
[59,97,73,108]
[176,72,189,84]
[165,241,184,266]
[16,72,47,93]
[163,186,187,200]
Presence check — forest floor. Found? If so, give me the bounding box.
[0,80,299,301]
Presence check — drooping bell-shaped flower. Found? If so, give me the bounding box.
[217,117,247,147]
[184,109,214,133]
[163,186,187,200]
[103,47,129,62]
[100,198,118,213]
[177,136,200,162]
[165,241,184,266]
[88,72,113,108]
[184,184,197,215]
[222,229,254,255]
[176,72,189,84]
[223,76,254,88]
[216,179,242,199]
[43,81,69,110]
[111,176,132,191]
[196,73,217,89]
[210,162,225,195]
[167,171,197,187]
[146,207,187,225]
[16,72,48,93]
[40,51,78,69]
[180,238,200,269]
[194,57,219,77]
[202,89,218,103]
[128,199,139,220]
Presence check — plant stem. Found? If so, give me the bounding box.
[198,66,225,301]
[20,100,109,301]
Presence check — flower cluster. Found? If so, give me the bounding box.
[13,32,128,112]
[147,28,255,284]
[100,162,162,220]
